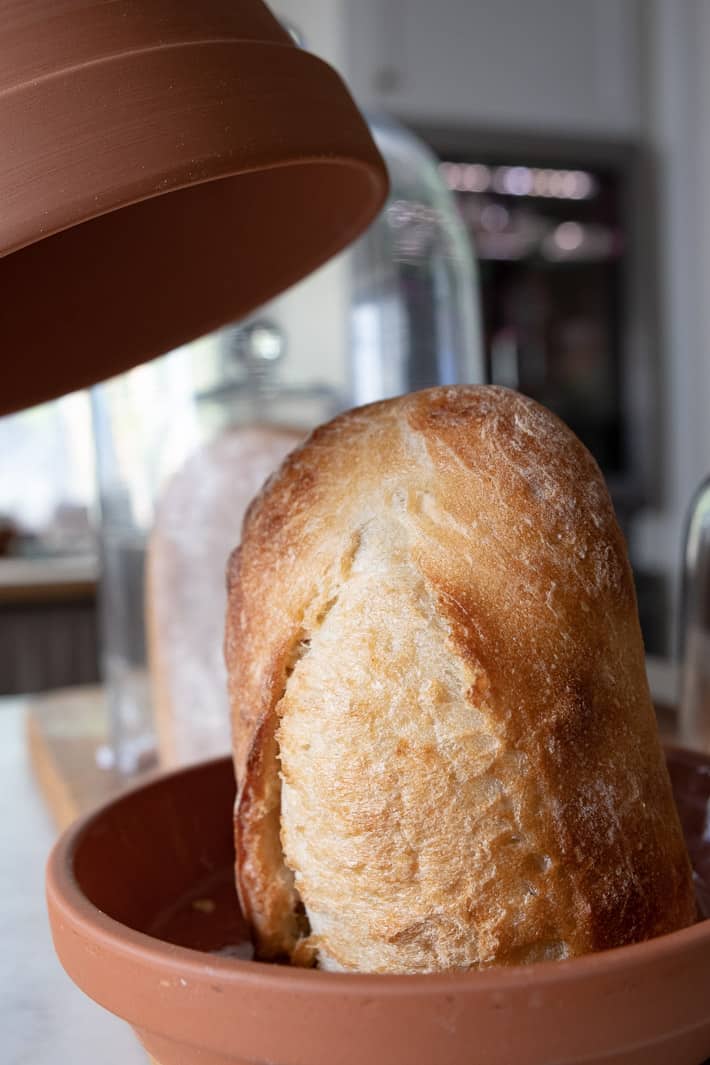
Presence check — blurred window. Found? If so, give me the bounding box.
[0,391,95,556]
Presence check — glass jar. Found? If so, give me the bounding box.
[350,113,481,405]
[92,328,339,773]
[680,474,710,751]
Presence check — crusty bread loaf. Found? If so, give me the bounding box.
[146,425,303,767]
[225,386,695,973]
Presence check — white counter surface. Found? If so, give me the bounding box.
[1,699,144,1065]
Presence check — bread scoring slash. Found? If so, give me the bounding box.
[225,385,695,973]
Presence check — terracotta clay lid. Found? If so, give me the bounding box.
[46,747,710,1065]
[0,0,388,415]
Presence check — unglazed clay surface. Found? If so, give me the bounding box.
[46,746,710,1065]
[0,0,387,414]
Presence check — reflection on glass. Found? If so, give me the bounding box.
[681,476,710,752]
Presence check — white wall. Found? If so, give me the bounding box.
[271,0,347,66]
[344,0,643,137]
[247,1,353,401]
[631,1,710,630]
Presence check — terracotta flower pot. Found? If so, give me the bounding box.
[46,746,710,1065]
[0,0,388,415]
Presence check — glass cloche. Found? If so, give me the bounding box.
[92,112,483,774]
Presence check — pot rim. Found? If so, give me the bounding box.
[46,749,710,997]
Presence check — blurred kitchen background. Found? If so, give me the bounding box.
[1,1,705,752]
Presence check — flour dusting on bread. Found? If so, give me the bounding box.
[225,386,695,972]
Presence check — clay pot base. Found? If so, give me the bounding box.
[48,748,710,1065]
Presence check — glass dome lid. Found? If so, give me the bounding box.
[349,113,482,406]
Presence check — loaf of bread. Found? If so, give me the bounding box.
[225,386,695,973]
[147,425,303,767]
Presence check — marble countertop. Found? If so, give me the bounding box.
[1,699,145,1065]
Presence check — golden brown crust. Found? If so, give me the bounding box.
[225,386,695,972]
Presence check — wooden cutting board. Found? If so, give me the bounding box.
[25,685,126,831]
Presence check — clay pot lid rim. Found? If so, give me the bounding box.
[46,752,710,993]
[4,150,384,261]
[1,37,387,261]
[0,36,297,101]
